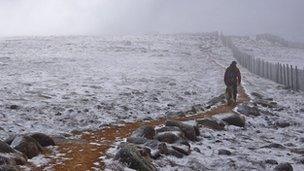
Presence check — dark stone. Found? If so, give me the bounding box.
[0,165,20,171]
[217,113,246,127]
[0,140,15,153]
[251,92,264,99]
[126,137,147,145]
[29,133,55,147]
[237,104,260,116]
[218,149,232,155]
[9,105,19,110]
[0,156,15,165]
[265,159,278,165]
[155,132,181,144]
[172,143,190,155]
[165,120,197,141]
[158,143,169,154]
[193,147,201,153]
[275,121,291,128]
[114,144,156,171]
[131,126,155,140]
[274,163,293,171]
[197,118,225,130]
[0,153,27,166]
[262,143,285,149]
[155,126,182,134]
[11,135,42,159]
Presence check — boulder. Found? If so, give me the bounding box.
[214,113,245,127]
[0,153,27,165]
[265,159,278,165]
[0,141,15,153]
[155,126,182,134]
[274,163,293,171]
[114,144,156,171]
[0,165,20,171]
[172,143,190,155]
[275,121,291,128]
[10,135,42,159]
[197,118,225,130]
[29,133,55,147]
[154,132,181,144]
[218,149,232,155]
[237,104,260,116]
[131,126,155,140]
[165,120,197,141]
[126,137,147,145]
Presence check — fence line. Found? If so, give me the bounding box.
[220,35,304,91]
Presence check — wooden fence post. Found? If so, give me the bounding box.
[295,66,299,90]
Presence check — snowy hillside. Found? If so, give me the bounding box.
[0,33,225,137]
[231,36,304,68]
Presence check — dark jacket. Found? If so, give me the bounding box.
[224,65,241,86]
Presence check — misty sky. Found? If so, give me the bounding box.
[0,0,303,41]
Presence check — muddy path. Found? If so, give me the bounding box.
[36,85,249,171]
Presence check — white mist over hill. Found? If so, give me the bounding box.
[0,0,303,41]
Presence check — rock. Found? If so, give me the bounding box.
[9,105,19,110]
[29,133,55,147]
[114,144,156,171]
[158,143,169,154]
[150,150,161,159]
[262,143,285,149]
[256,100,277,108]
[154,132,181,144]
[165,120,197,141]
[0,153,27,166]
[0,155,15,165]
[155,126,182,134]
[0,140,15,153]
[0,165,20,171]
[237,104,260,116]
[126,137,147,144]
[193,147,201,153]
[172,143,190,155]
[167,147,184,158]
[274,163,293,171]
[3,135,16,145]
[11,135,42,159]
[218,149,232,155]
[206,93,226,107]
[265,159,278,165]
[197,118,225,130]
[214,113,245,127]
[131,126,155,140]
[275,121,291,128]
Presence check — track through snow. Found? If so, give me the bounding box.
[39,50,250,171]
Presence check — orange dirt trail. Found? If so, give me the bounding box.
[39,86,249,171]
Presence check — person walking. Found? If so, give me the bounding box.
[224,61,241,105]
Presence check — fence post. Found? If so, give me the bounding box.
[291,65,294,90]
[295,66,299,90]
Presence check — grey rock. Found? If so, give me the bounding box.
[155,126,182,134]
[237,104,260,116]
[215,113,245,127]
[131,126,155,140]
[265,159,278,165]
[11,135,42,159]
[165,120,197,141]
[0,140,15,153]
[274,163,293,171]
[114,144,156,171]
[218,149,232,155]
[197,118,225,130]
[155,132,181,144]
[29,133,55,147]
[0,165,20,171]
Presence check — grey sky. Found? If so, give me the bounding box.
[0,0,303,41]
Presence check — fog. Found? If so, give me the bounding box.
[0,0,303,41]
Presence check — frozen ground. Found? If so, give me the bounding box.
[0,33,225,137]
[105,37,304,171]
[232,36,304,68]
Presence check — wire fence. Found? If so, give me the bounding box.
[220,35,304,91]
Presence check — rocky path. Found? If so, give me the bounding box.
[39,85,249,171]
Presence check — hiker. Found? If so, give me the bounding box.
[224,61,241,105]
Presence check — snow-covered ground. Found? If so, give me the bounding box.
[0,33,225,137]
[105,36,304,171]
[232,36,304,69]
